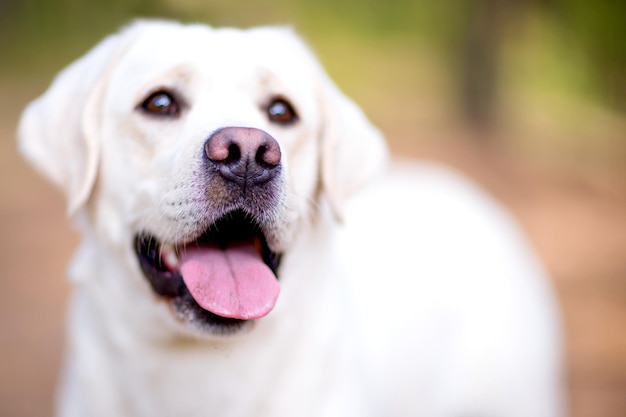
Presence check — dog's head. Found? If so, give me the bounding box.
[18,20,387,336]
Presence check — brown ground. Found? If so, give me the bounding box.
[0,85,625,416]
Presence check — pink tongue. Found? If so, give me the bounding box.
[179,243,280,320]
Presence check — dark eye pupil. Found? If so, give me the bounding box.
[141,91,179,116]
[268,99,297,124]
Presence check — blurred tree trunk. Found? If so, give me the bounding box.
[460,0,500,131]
[458,0,523,135]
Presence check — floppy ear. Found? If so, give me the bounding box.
[18,31,130,216]
[318,73,389,221]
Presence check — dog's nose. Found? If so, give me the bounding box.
[205,127,281,187]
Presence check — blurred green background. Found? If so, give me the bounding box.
[1,1,625,417]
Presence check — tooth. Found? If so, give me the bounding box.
[161,243,180,270]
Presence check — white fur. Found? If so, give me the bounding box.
[18,20,565,417]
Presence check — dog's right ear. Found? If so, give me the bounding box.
[17,30,132,216]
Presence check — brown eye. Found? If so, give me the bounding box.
[140,91,180,117]
[267,98,298,125]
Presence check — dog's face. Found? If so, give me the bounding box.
[18,20,387,337]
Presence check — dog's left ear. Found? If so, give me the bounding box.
[318,72,389,222]
[17,30,133,216]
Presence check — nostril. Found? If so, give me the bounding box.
[256,141,281,168]
[256,146,268,167]
[255,145,279,168]
[205,134,242,164]
[226,143,241,164]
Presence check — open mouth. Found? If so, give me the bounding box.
[134,209,282,329]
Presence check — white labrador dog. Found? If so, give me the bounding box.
[18,20,565,417]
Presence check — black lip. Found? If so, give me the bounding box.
[134,234,185,298]
[134,209,282,329]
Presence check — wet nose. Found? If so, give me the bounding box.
[204,127,281,187]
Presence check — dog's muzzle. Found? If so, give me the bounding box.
[134,127,285,334]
